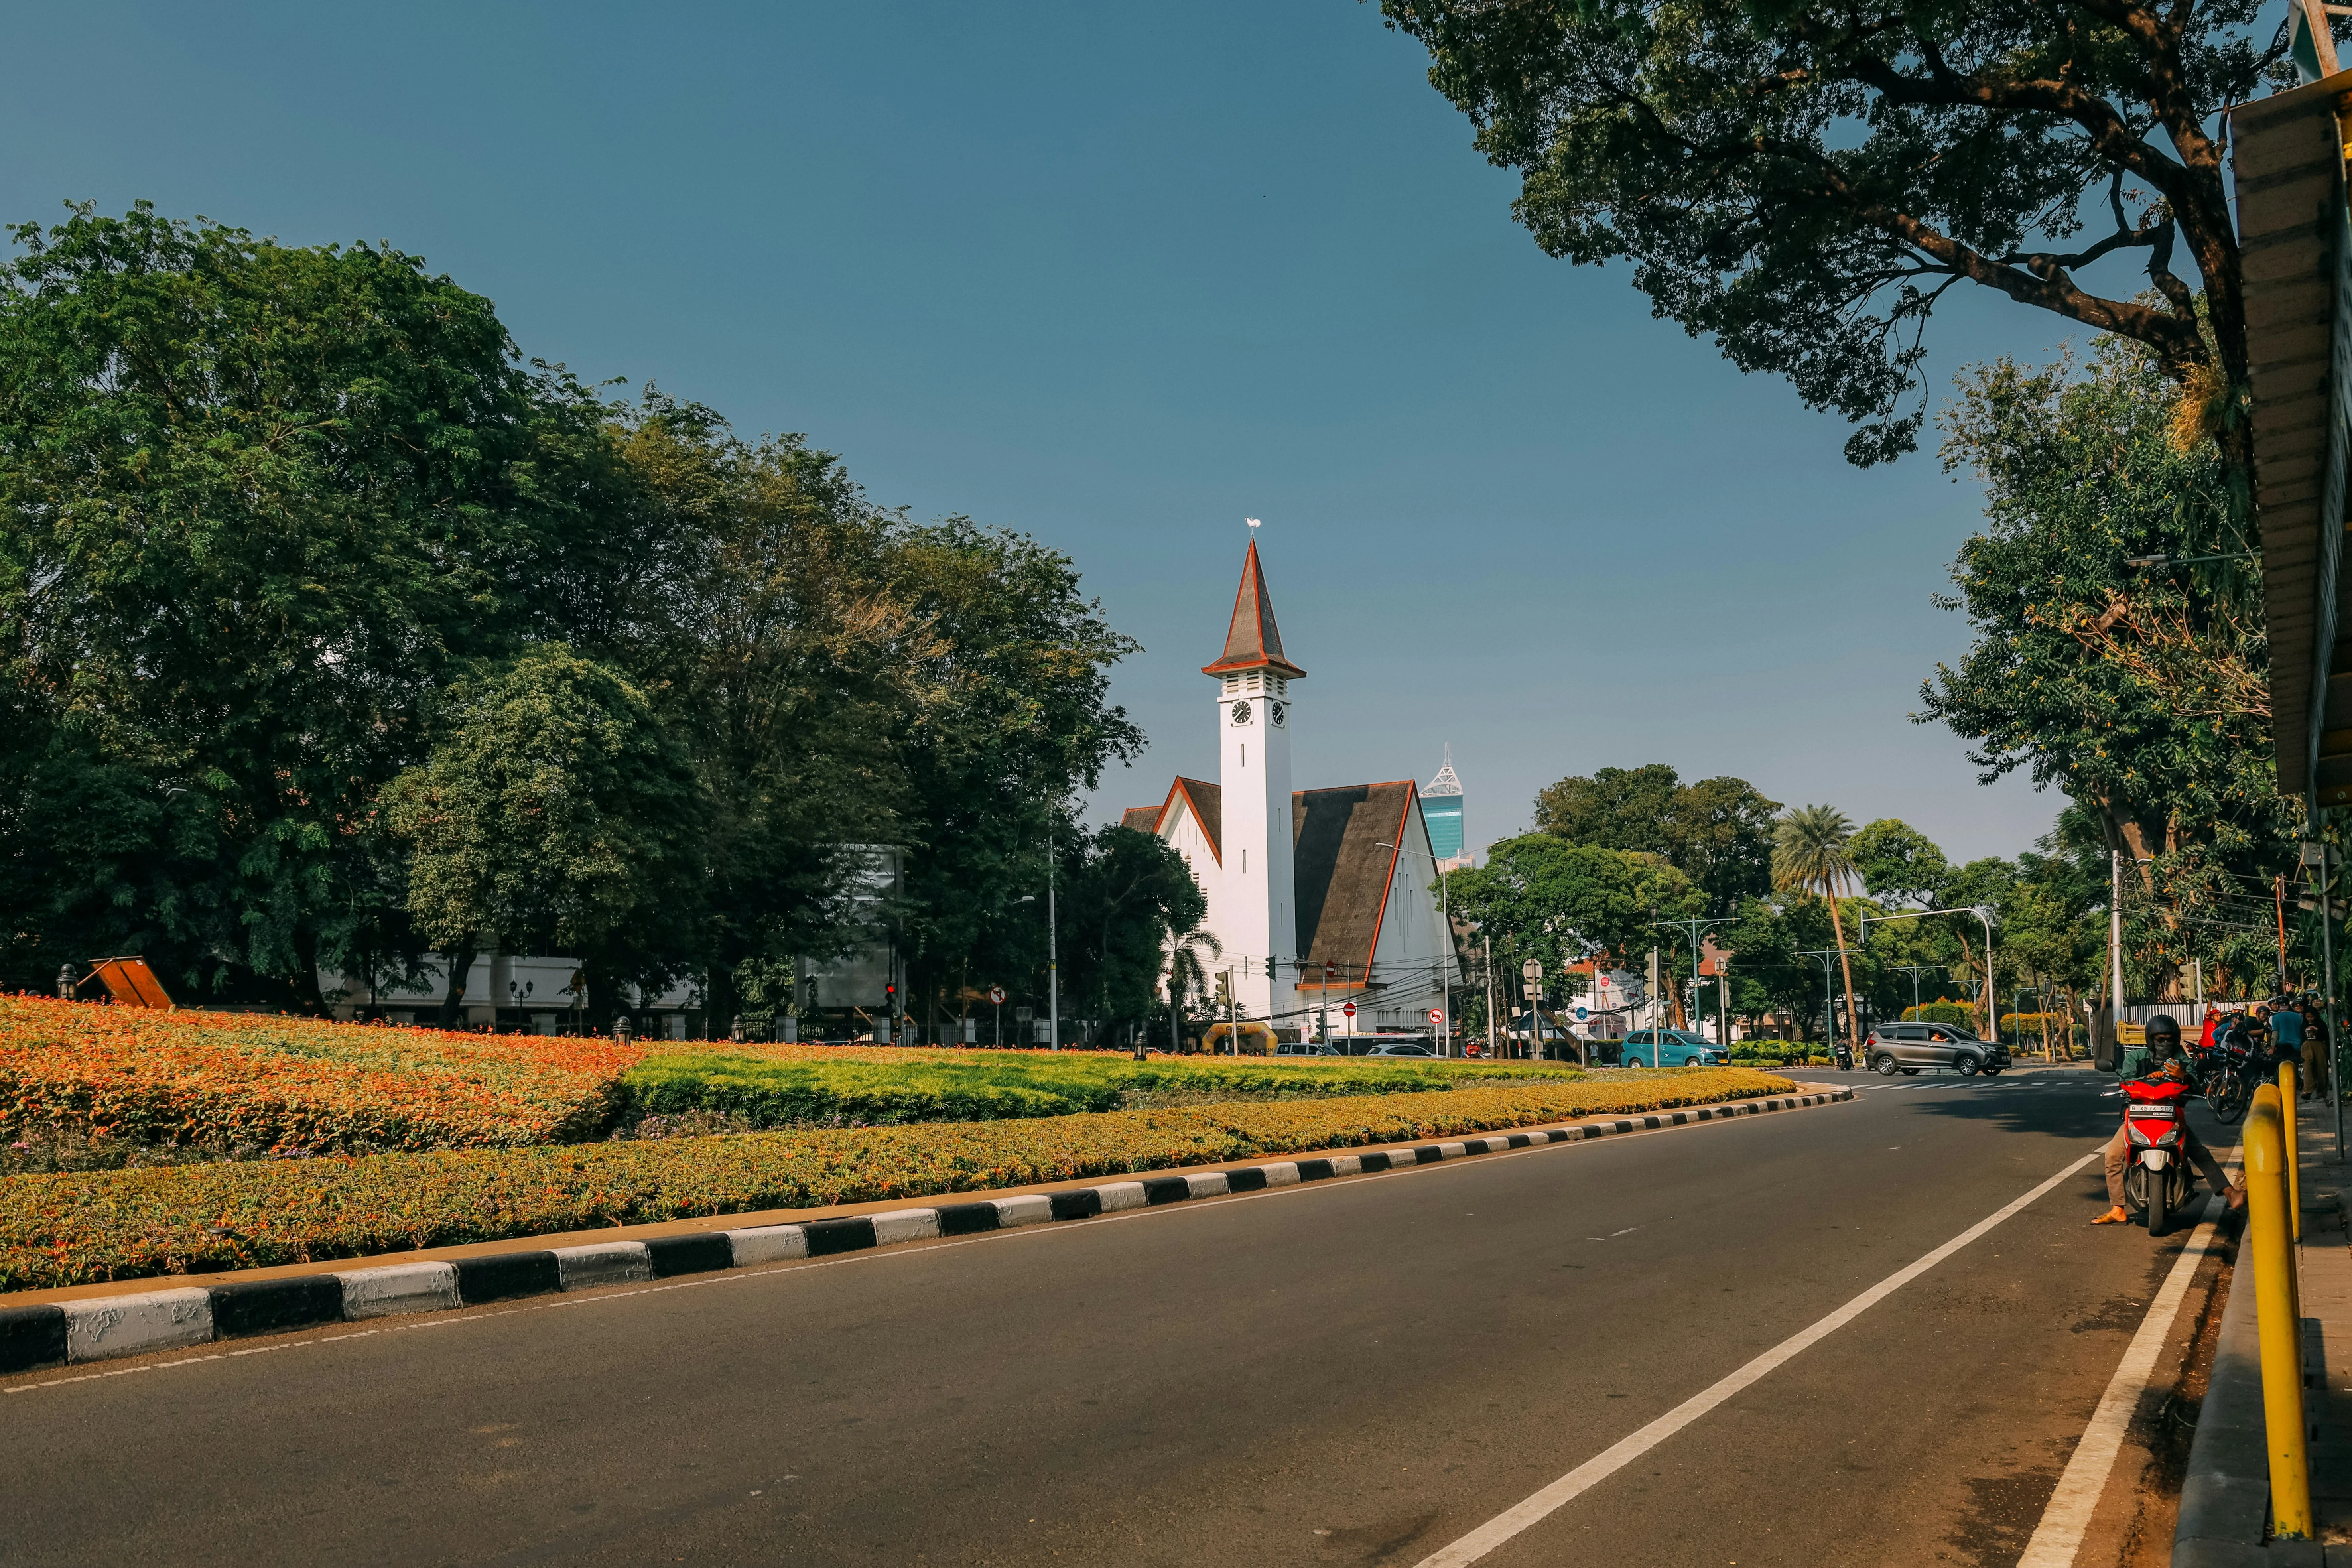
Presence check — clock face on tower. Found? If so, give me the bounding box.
[1269,701,1286,727]
[1230,701,1252,725]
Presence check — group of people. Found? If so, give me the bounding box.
[2093,995,2335,1226]
[2196,995,2332,1101]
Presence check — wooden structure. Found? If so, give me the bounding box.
[2235,75,2352,807]
[81,956,173,1009]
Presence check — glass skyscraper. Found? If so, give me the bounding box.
[1424,747,1467,870]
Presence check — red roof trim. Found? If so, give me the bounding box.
[1201,538,1307,679]
[1162,776,1221,865]
[1358,781,1418,975]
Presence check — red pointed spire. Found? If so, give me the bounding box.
[1202,538,1306,678]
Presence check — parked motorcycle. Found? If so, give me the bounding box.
[2119,1074,2194,1235]
[2198,1035,2261,1125]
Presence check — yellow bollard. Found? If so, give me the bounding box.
[2280,1061,2302,1241]
[2246,1085,2314,1540]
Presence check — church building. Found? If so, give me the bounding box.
[1119,540,1462,1042]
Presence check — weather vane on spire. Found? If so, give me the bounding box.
[1245,517,1261,532]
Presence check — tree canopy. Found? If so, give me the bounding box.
[1921,334,2293,999]
[1532,764,1779,914]
[1381,0,2291,468]
[0,204,1162,1029]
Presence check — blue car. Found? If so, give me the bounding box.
[1618,1029,1728,1068]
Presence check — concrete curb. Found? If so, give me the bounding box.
[0,1087,1853,1376]
[2172,1201,2331,1566]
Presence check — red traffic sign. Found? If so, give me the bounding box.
[987,986,1006,1005]
[1341,1002,1357,1018]
[1428,1009,1443,1024]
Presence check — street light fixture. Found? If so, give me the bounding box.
[1651,914,1731,1046]
[1889,962,1946,1020]
[1796,948,1861,1059]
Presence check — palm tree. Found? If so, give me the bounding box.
[1775,805,1864,1055]
[1166,924,1223,1053]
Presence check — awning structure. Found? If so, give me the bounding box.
[2234,75,2352,806]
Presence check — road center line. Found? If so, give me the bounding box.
[1411,1147,2102,1568]
[2013,1146,2239,1567]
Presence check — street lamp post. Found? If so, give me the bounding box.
[1797,948,1860,1060]
[1889,963,1945,1020]
[1651,916,1730,1039]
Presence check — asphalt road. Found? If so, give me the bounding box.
[0,1069,2215,1568]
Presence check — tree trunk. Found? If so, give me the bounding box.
[437,947,478,1029]
[1826,895,1862,1053]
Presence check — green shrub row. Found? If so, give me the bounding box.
[616,1050,1589,1129]
[0,1069,1795,1290]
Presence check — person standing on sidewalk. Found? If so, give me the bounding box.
[2272,996,2307,1097]
[2300,993,2332,1101]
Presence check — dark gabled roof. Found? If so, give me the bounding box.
[1202,539,1306,679]
[1167,776,1221,863]
[1119,806,1161,833]
[1292,781,1416,980]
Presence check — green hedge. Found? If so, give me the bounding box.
[1903,1003,1976,1027]
[0,1069,1797,1290]
[616,1050,1590,1129]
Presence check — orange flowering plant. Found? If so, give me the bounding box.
[0,995,645,1154]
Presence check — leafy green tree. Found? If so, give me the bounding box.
[386,648,705,1025]
[1380,0,2284,470]
[1444,835,1702,1007]
[1773,806,1866,1050]
[0,202,618,1002]
[1533,764,1780,914]
[1922,335,2295,999]
[1060,824,1208,1044]
[1849,820,1954,910]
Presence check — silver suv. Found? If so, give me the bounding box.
[1863,1022,2009,1077]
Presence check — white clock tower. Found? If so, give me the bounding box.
[1203,537,1303,1024]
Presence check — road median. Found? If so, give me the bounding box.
[0,1085,1853,1376]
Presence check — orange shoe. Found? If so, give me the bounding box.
[2093,1205,2131,1225]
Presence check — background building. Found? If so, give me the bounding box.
[1423,747,1469,871]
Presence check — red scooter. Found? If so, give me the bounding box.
[2121,1075,2194,1235]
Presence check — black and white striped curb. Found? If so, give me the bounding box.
[0,1088,1851,1376]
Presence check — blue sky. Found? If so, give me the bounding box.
[4,2,2122,863]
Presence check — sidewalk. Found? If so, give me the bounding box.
[2176,1096,2352,1564]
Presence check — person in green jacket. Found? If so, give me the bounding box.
[2096,1015,2244,1224]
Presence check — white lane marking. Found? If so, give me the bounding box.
[2013,1150,2238,1567]
[1411,1147,2101,1568]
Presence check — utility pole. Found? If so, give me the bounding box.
[2112,850,2127,1050]
[1046,826,1060,1052]
[2306,832,2344,1160]
[1483,934,1496,1058]
[2278,871,2290,993]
